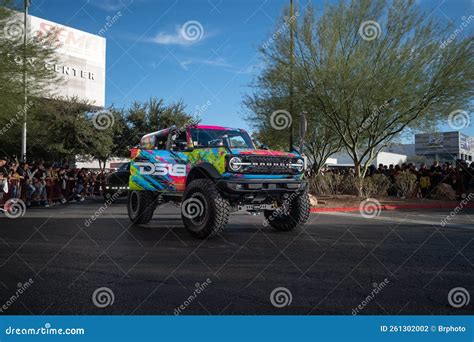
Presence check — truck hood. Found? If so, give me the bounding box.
[230,148,299,157]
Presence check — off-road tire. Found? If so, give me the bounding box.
[264,190,310,231]
[127,190,156,224]
[181,179,230,239]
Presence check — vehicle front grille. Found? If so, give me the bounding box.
[241,156,298,175]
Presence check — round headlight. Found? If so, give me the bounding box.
[295,159,304,172]
[229,157,243,172]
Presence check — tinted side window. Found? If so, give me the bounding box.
[154,134,168,150]
[118,163,130,172]
[140,135,155,149]
[171,131,187,151]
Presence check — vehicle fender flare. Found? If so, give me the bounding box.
[186,163,221,185]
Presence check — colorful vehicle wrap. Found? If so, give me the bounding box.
[129,125,304,193]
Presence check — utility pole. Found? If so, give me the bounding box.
[21,0,30,162]
[289,0,295,152]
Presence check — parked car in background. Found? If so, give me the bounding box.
[104,163,130,199]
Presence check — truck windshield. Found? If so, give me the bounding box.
[190,128,255,149]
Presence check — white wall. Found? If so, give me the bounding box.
[328,151,407,167]
[375,152,407,166]
[75,156,129,170]
[325,157,338,165]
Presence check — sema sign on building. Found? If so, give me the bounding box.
[31,15,106,107]
[9,13,106,107]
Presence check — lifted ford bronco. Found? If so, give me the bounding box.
[127,122,310,239]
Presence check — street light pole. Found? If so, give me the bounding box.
[289,0,295,152]
[21,0,30,162]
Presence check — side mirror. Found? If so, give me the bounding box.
[260,144,269,150]
[299,111,308,154]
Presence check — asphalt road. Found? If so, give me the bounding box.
[0,198,473,315]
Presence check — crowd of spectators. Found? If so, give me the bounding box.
[2,155,474,211]
[0,156,109,209]
[321,160,474,199]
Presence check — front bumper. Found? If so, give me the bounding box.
[216,178,307,199]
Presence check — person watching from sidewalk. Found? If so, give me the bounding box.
[33,163,49,207]
[19,162,37,206]
[8,159,23,199]
[0,156,10,204]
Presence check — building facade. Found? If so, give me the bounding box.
[8,12,106,107]
[415,131,473,162]
[325,131,473,168]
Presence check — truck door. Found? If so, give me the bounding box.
[129,129,189,193]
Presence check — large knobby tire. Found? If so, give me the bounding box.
[127,190,156,224]
[264,190,310,231]
[181,179,230,239]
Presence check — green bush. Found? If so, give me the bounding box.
[310,173,343,196]
[339,175,359,196]
[310,172,393,198]
[394,171,418,198]
[363,174,391,197]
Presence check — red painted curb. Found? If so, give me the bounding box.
[310,202,474,213]
[311,206,364,213]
